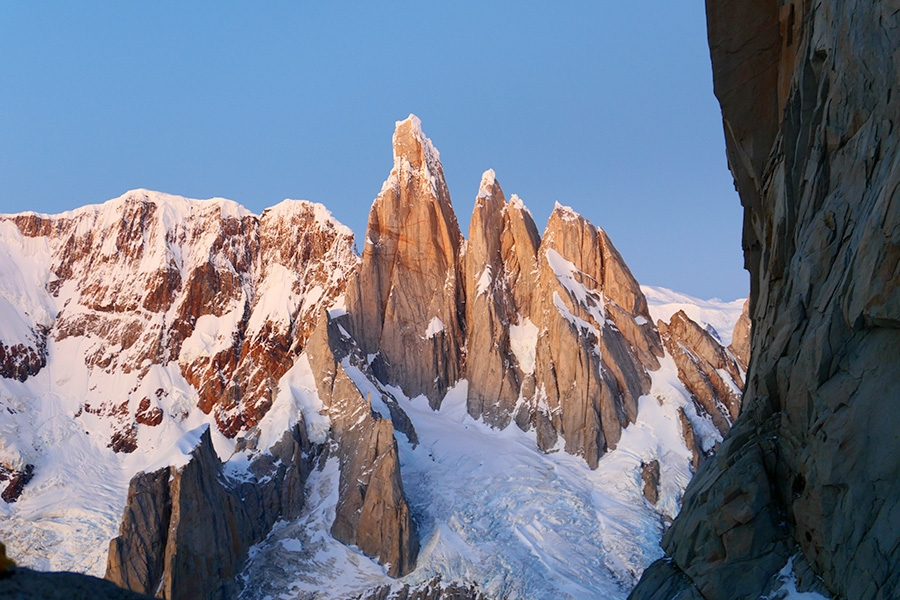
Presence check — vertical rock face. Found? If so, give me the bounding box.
[463,189,665,468]
[347,116,465,409]
[529,204,662,468]
[658,310,743,436]
[728,298,751,370]
[640,460,661,505]
[632,1,900,599]
[464,171,540,428]
[305,312,419,578]
[106,425,314,599]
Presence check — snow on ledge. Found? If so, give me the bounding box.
[425,316,445,339]
[142,423,210,473]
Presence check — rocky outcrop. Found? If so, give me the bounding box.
[0,464,34,503]
[641,459,661,505]
[631,1,900,599]
[728,298,751,370]
[461,178,666,467]
[527,204,663,468]
[106,424,315,599]
[356,576,486,600]
[6,194,357,443]
[305,312,418,578]
[0,329,47,382]
[658,310,743,436]
[346,116,465,409]
[464,171,540,428]
[677,406,705,473]
[1,568,153,599]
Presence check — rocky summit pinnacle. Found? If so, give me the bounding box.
[0,114,752,600]
[346,114,465,409]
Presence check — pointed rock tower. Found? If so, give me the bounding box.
[529,203,663,468]
[346,115,465,409]
[465,171,541,428]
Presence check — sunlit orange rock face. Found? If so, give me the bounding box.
[4,192,358,445]
[345,115,466,410]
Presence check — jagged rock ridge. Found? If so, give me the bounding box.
[630,1,900,599]
[106,424,315,599]
[0,115,750,599]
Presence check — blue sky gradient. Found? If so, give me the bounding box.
[0,2,747,300]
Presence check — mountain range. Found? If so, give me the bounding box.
[0,115,748,599]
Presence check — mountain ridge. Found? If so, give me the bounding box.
[0,115,748,599]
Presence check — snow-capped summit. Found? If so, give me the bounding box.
[0,118,748,600]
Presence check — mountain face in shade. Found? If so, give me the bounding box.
[0,116,748,600]
[630,2,900,599]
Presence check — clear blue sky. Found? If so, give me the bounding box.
[0,2,747,300]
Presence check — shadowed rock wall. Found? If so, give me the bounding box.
[631,1,900,599]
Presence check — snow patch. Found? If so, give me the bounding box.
[769,556,832,599]
[257,354,330,449]
[546,248,606,323]
[0,221,57,345]
[425,317,444,339]
[178,308,243,364]
[327,295,348,318]
[509,317,538,375]
[508,194,532,216]
[475,266,492,296]
[477,169,496,198]
[142,424,209,473]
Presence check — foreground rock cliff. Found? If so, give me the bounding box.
[631,1,900,599]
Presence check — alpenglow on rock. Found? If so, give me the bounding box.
[0,114,751,600]
[346,115,466,410]
[464,170,541,430]
[462,173,666,467]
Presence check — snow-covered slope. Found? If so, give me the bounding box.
[240,363,714,599]
[0,190,358,574]
[0,121,750,600]
[642,285,746,346]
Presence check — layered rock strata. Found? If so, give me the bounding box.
[6,194,357,443]
[105,424,315,599]
[631,1,900,598]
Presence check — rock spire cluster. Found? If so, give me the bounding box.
[0,115,748,599]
